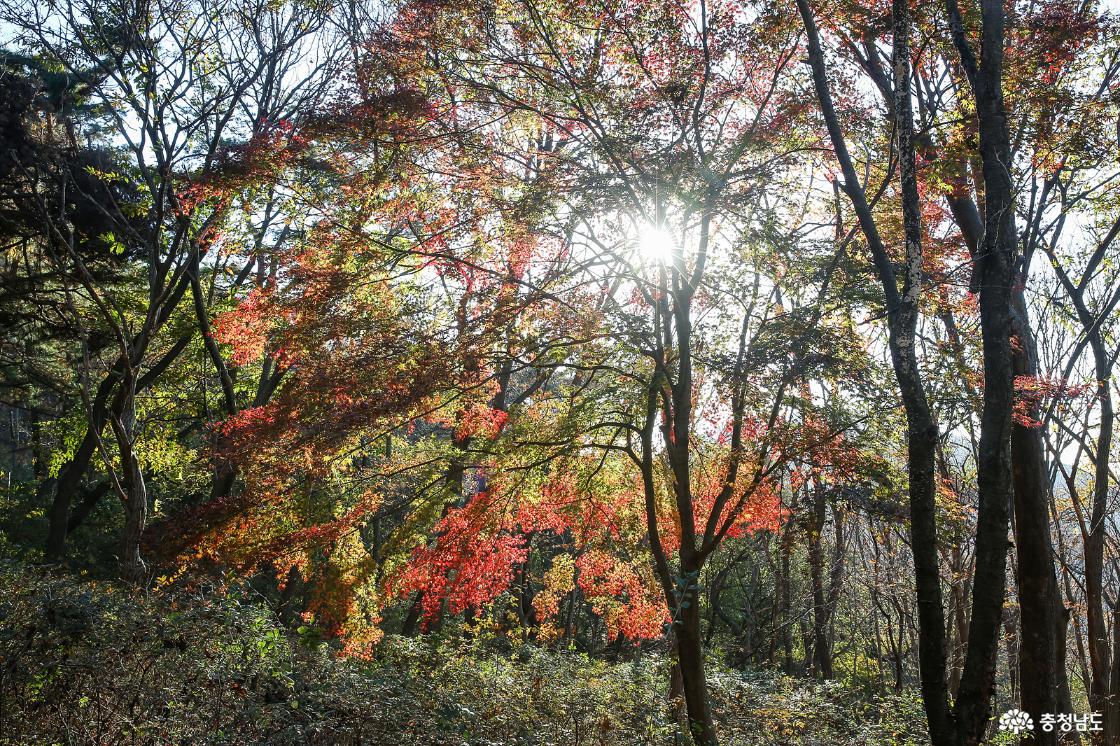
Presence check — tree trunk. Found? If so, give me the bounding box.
[825,504,846,667]
[1108,609,1120,742]
[43,430,98,560]
[947,1,1018,742]
[1009,296,1061,746]
[190,249,242,504]
[44,373,116,560]
[1085,334,1115,742]
[112,390,148,584]
[668,660,689,745]
[401,592,423,636]
[948,546,969,698]
[779,518,795,674]
[936,93,1067,741]
[808,486,833,678]
[795,1,953,738]
[676,600,717,746]
[1003,604,1020,708]
[66,481,110,532]
[45,334,192,560]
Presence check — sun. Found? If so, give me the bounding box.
[636,222,677,265]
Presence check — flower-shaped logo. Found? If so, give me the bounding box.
[999,709,1035,734]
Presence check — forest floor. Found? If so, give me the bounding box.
[0,559,928,745]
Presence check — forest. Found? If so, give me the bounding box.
[0,0,1117,744]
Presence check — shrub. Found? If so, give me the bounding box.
[0,561,927,744]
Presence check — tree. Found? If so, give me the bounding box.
[794,0,957,739]
[1,0,339,577]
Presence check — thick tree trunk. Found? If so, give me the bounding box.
[938,104,1068,740]
[942,151,1068,741]
[952,150,1014,740]
[676,600,717,746]
[1009,298,1061,746]
[947,1,1018,742]
[904,413,951,742]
